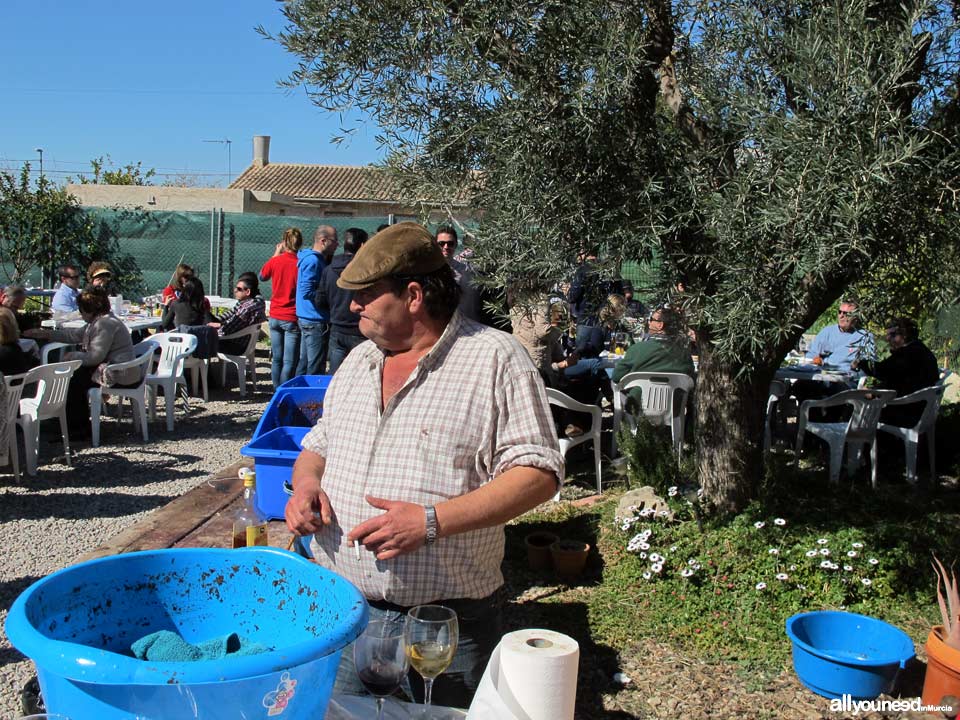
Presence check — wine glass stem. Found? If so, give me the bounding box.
[376,696,385,720]
[423,676,434,707]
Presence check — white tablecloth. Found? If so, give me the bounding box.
[775,366,856,385]
[41,316,163,333]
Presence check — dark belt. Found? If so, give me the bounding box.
[366,587,502,616]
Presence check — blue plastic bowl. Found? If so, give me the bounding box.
[786,611,915,700]
[6,548,368,719]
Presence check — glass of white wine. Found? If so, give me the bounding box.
[404,604,459,715]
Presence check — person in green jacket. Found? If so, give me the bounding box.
[612,306,696,411]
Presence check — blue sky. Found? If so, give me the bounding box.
[0,0,383,187]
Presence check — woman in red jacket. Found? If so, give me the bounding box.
[260,228,303,387]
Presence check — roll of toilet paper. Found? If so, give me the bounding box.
[467,628,579,720]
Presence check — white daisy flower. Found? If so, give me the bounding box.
[805,550,818,557]
[680,568,695,577]
[843,565,853,572]
[668,486,678,497]
[692,562,702,570]
[639,542,650,551]
[669,545,678,553]
[847,550,858,558]
[829,562,839,570]
[754,521,766,529]
[657,510,669,517]
[774,518,786,526]
[868,558,879,565]
[755,582,767,590]
[789,565,797,571]
[642,571,652,580]
[651,562,663,573]
[688,558,698,565]
[768,548,779,555]
[638,552,647,559]
[817,538,828,545]
[820,560,833,569]
[861,578,872,586]
[776,573,789,581]
[819,548,831,556]
[649,553,663,563]
[852,542,864,549]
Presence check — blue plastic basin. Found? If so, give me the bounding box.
[786,611,915,700]
[5,548,368,719]
[241,426,311,520]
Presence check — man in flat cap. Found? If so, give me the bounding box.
[286,222,563,708]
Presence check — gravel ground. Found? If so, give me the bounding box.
[0,369,270,717]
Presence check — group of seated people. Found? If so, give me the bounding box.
[801,299,940,428]
[0,260,268,440]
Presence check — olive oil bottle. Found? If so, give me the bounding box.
[232,468,269,548]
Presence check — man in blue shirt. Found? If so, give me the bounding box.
[51,264,82,313]
[296,225,338,375]
[806,299,875,372]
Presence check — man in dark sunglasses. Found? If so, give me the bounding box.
[435,224,482,323]
[804,298,875,373]
[51,264,82,313]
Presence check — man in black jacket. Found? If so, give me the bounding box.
[852,316,940,427]
[316,228,368,373]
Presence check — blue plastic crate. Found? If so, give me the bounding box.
[253,386,329,440]
[278,374,333,390]
[240,426,310,520]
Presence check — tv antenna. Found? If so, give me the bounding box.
[202,138,232,185]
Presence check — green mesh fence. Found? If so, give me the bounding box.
[87,209,390,300]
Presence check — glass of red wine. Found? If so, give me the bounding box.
[354,619,409,720]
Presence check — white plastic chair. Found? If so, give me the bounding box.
[216,324,260,397]
[18,360,83,475]
[40,342,78,365]
[145,333,198,431]
[183,355,210,401]
[795,388,896,487]
[764,379,787,454]
[877,385,946,484]
[2,373,27,480]
[546,387,603,494]
[612,371,695,458]
[88,342,157,447]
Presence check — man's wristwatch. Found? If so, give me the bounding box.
[424,505,439,545]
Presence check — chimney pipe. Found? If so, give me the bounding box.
[253,135,271,167]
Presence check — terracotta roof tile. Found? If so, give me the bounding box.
[229,163,400,202]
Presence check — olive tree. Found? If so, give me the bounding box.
[266,0,960,514]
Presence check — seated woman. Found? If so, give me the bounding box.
[160,278,216,331]
[0,307,39,376]
[161,263,211,310]
[24,288,140,436]
[207,272,267,355]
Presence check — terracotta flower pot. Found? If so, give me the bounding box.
[551,539,590,581]
[524,531,560,571]
[922,626,960,711]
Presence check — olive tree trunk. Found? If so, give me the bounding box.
[694,347,776,516]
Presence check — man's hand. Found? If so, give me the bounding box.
[349,496,428,560]
[284,486,333,535]
[284,449,330,535]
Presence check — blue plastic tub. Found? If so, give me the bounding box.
[253,385,330,441]
[278,374,333,390]
[786,611,915,700]
[5,548,368,719]
[241,426,310,520]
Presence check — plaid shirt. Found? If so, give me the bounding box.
[217,295,266,337]
[302,311,564,605]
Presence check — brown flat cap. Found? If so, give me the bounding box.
[338,222,446,290]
